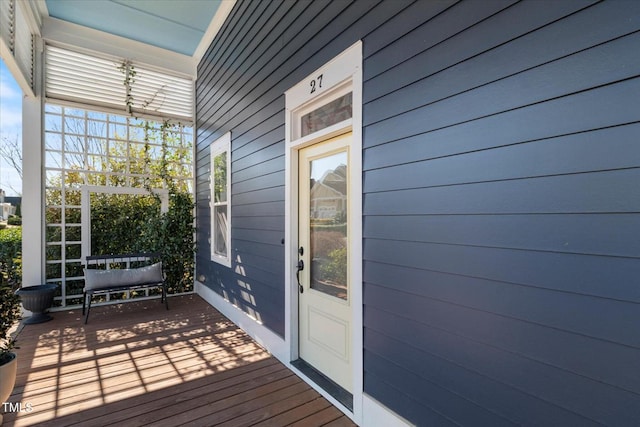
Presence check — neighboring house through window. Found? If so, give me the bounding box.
[210,132,231,266]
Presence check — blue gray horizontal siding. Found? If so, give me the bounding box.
[362,0,640,425]
[195,0,414,337]
[196,0,640,425]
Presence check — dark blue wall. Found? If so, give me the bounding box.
[196,1,640,424]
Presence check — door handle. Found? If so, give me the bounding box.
[296,259,304,293]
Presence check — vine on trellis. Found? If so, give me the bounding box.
[118,60,136,114]
[108,61,196,294]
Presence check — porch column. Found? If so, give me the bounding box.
[21,94,43,287]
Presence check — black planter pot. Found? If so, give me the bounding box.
[16,284,58,324]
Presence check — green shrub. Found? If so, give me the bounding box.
[0,223,6,230]
[90,192,194,294]
[0,227,22,290]
[320,247,347,284]
[0,274,21,364]
[90,193,161,255]
[137,192,195,293]
[7,216,21,226]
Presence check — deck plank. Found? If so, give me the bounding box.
[216,388,322,427]
[38,360,284,427]
[3,294,356,426]
[252,396,333,426]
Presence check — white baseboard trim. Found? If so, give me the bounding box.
[195,281,288,362]
[363,394,414,427]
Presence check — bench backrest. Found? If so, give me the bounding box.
[84,253,163,291]
[85,253,161,269]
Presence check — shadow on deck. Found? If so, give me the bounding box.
[3,294,355,426]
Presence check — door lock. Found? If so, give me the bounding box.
[296,259,304,293]
[296,246,304,293]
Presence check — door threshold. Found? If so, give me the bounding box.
[291,358,353,411]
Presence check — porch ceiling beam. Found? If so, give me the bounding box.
[41,16,196,78]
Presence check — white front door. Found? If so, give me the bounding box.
[298,132,352,393]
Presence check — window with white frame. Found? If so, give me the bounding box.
[210,133,231,266]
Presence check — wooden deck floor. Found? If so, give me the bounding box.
[3,294,356,426]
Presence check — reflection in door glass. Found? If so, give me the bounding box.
[309,151,348,300]
[301,92,352,137]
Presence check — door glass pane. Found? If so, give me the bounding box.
[309,151,348,300]
[214,152,227,202]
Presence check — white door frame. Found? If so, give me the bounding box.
[284,41,363,421]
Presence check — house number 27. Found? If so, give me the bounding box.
[310,74,323,94]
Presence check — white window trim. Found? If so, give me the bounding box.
[210,132,232,267]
